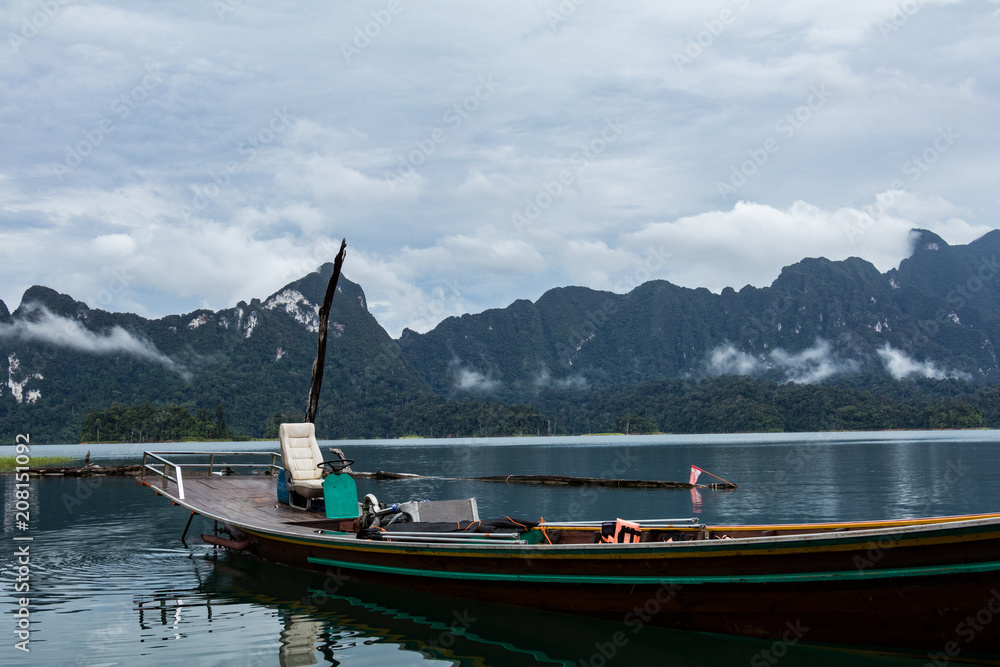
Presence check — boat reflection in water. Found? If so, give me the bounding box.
[131,551,927,666]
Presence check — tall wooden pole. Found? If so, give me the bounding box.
[305,239,348,424]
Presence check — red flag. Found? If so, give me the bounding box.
[689,465,703,485]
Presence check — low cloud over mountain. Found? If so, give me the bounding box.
[0,304,190,379]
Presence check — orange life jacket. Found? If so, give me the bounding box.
[600,518,642,543]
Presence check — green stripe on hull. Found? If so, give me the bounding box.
[306,556,1000,586]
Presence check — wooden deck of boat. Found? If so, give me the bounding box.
[139,474,349,536]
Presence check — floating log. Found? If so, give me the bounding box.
[471,474,702,489]
[356,470,424,480]
[11,462,737,490]
[348,469,736,490]
[18,464,144,477]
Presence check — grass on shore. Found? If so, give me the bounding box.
[0,455,77,471]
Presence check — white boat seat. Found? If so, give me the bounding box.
[279,422,326,505]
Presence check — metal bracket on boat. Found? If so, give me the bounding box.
[360,530,525,544]
[201,534,252,550]
[181,511,197,544]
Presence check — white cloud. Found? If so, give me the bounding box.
[533,366,588,390]
[453,366,500,392]
[708,344,765,376]
[706,339,860,383]
[91,233,137,257]
[769,340,860,384]
[0,305,190,379]
[877,344,971,381]
[619,197,992,294]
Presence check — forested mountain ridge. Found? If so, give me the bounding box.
[399,229,1000,399]
[3,229,1000,443]
[0,265,433,442]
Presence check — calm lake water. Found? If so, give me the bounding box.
[3,430,1000,666]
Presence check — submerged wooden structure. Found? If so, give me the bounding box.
[353,469,735,489]
[25,464,143,477]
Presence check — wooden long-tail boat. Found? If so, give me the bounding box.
[138,449,1000,664]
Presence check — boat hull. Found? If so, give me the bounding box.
[137,471,1000,661]
[232,519,1000,658]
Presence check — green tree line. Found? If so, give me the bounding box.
[80,402,234,442]
[534,374,997,435]
[78,373,1000,442]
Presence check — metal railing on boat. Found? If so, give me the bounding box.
[374,531,526,544]
[141,451,283,501]
[370,520,705,545]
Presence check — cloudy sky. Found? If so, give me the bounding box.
[2,1,998,337]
